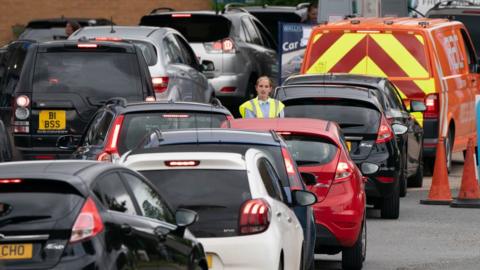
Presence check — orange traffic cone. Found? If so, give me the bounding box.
[450,137,480,208]
[420,137,452,205]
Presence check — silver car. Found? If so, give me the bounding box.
[140,8,278,106]
[70,26,215,103]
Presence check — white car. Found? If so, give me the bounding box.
[121,149,316,270]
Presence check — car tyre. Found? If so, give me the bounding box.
[408,153,424,188]
[342,218,366,270]
[380,183,400,219]
[399,153,407,197]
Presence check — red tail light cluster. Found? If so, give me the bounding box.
[424,93,439,118]
[376,117,394,144]
[13,95,31,133]
[239,199,271,235]
[165,160,200,167]
[70,197,104,243]
[0,179,22,184]
[97,115,124,162]
[205,38,236,54]
[334,161,353,183]
[152,77,169,94]
[281,147,303,189]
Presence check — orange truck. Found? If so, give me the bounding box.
[301,17,479,171]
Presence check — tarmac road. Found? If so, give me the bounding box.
[315,153,480,270]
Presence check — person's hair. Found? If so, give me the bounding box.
[308,1,318,12]
[67,20,81,31]
[256,76,274,87]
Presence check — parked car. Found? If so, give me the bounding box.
[426,1,480,59]
[0,160,207,269]
[70,26,216,103]
[124,129,317,270]
[122,148,315,270]
[9,40,155,160]
[18,17,113,41]
[229,118,368,269]
[283,74,426,192]
[276,79,404,219]
[140,7,278,109]
[301,17,480,174]
[0,119,12,161]
[58,99,233,162]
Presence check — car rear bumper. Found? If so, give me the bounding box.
[210,72,249,100]
[13,134,79,159]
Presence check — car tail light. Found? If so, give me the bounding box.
[16,95,30,107]
[0,179,22,184]
[145,96,156,102]
[220,87,236,93]
[77,44,98,48]
[172,13,192,18]
[34,155,55,160]
[204,38,236,54]
[13,95,31,133]
[239,199,271,235]
[165,160,200,167]
[377,176,394,183]
[97,115,124,162]
[281,147,302,189]
[376,117,394,144]
[69,197,104,243]
[94,37,122,41]
[334,161,353,183]
[424,93,439,118]
[162,114,190,118]
[152,77,169,94]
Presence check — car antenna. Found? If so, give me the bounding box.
[214,0,219,15]
[110,16,116,33]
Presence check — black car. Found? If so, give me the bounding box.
[0,119,12,161]
[283,74,426,193]
[18,17,114,41]
[58,99,233,162]
[0,160,207,269]
[9,40,155,160]
[276,76,406,219]
[127,129,316,270]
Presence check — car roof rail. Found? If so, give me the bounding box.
[269,130,281,142]
[223,3,249,14]
[150,7,175,14]
[105,97,127,107]
[296,2,311,9]
[433,0,476,9]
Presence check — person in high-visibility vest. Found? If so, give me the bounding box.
[239,76,285,118]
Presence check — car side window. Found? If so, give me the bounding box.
[93,172,137,215]
[383,83,404,110]
[122,172,175,224]
[460,29,478,73]
[252,19,276,50]
[242,17,262,46]
[258,158,284,201]
[163,34,185,65]
[173,34,199,69]
[83,110,114,146]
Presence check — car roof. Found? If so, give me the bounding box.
[71,26,168,40]
[0,161,120,196]
[36,39,137,50]
[228,118,341,145]
[25,18,113,28]
[317,17,458,31]
[105,101,232,116]
[283,74,385,89]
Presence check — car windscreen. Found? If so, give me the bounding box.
[0,179,83,227]
[281,135,338,166]
[140,14,231,42]
[118,112,229,154]
[32,52,143,101]
[284,98,381,134]
[140,169,251,238]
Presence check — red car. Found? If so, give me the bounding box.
[229,118,368,269]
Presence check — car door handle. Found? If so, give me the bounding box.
[121,224,132,235]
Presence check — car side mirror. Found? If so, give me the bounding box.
[56,135,78,150]
[175,208,198,227]
[361,162,379,175]
[292,190,317,207]
[410,100,426,112]
[300,172,317,186]
[391,123,408,135]
[200,60,215,72]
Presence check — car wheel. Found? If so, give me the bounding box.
[342,218,366,270]
[408,153,424,188]
[380,183,400,219]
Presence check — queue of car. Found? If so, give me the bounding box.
[2,2,479,269]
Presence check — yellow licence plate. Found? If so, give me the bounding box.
[0,244,33,260]
[346,141,352,151]
[207,254,213,268]
[39,110,66,130]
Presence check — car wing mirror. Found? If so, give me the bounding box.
[410,100,426,112]
[300,172,317,186]
[392,123,408,135]
[56,135,78,150]
[200,60,215,73]
[175,208,198,227]
[292,190,317,207]
[361,162,379,175]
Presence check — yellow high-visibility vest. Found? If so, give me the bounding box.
[239,97,285,118]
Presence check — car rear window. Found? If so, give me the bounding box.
[284,98,381,134]
[281,135,338,166]
[32,52,143,101]
[140,169,251,238]
[0,179,83,224]
[19,28,67,41]
[118,112,229,153]
[130,40,157,66]
[140,14,231,42]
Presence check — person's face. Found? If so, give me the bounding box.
[256,78,272,101]
[308,7,318,21]
[65,23,74,36]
